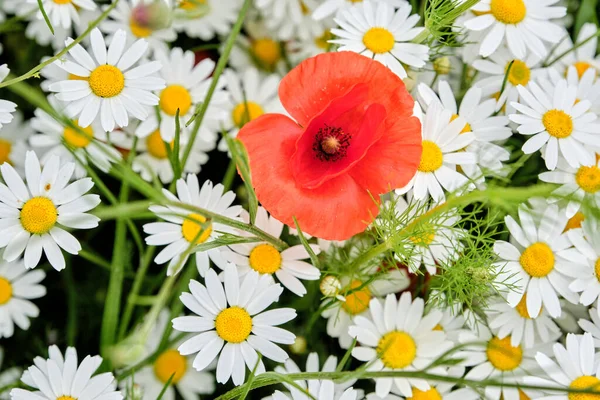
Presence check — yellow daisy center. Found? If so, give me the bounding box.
[0,139,12,165]
[418,140,443,172]
[89,65,125,98]
[0,278,13,305]
[519,390,531,400]
[569,376,600,400]
[410,224,435,246]
[252,39,281,67]
[595,258,600,283]
[53,0,72,4]
[515,293,542,319]
[543,109,573,138]
[486,336,523,371]
[433,324,443,331]
[248,244,282,274]
[506,60,530,86]
[153,349,187,384]
[348,0,362,2]
[576,165,600,193]
[450,114,472,134]
[315,30,333,50]
[573,61,594,78]
[129,17,153,38]
[160,85,193,117]
[63,122,93,149]
[490,0,526,24]
[520,242,555,277]
[181,213,212,244]
[377,331,417,369]
[408,387,442,400]
[564,212,585,232]
[146,130,171,159]
[57,397,76,400]
[342,280,372,315]
[232,102,264,128]
[215,306,253,343]
[362,27,395,54]
[20,197,58,235]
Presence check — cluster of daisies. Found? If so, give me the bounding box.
[0,0,600,398]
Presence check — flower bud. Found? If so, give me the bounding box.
[320,275,342,297]
[131,0,173,32]
[290,336,307,354]
[433,56,451,75]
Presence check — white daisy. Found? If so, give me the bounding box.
[100,0,177,55]
[463,0,566,59]
[508,78,600,170]
[138,47,227,142]
[486,295,561,349]
[10,346,123,400]
[365,385,478,400]
[0,112,34,175]
[330,0,429,78]
[550,22,600,78]
[0,65,16,129]
[395,102,476,201]
[349,292,451,398]
[493,204,579,318]
[312,0,406,21]
[144,175,242,276]
[539,156,600,218]
[578,308,600,347]
[432,302,470,344]
[173,0,242,41]
[0,151,101,271]
[123,310,215,400]
[228,19,288,74]
[0,257,45,338]
[26,0,96,30]
[286,28,334,66]
[255,0,324,41]
[524,333,600,399]
[48,28,165,133]
[173,264,297,386]
[548,66,600,116]
[30,97,122,179]
[222,207,320,297]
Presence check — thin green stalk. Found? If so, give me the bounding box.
[63,265,77,346]
[79,248,113,271]
[222,158,237,191]
[546,28,600,67]
[36,0,54,34]
[93,200,154,220]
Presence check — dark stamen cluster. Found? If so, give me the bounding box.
[312,125,352,162]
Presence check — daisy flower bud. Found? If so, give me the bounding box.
[320,275,342,298]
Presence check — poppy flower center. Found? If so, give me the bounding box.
[408,387,442,400]
[249,243,282,274]
[63,122,93,148]
[418,141,443,172]
[377,331,417,369]
[543,109,573,138]
[89,65,125,98]
[252,39,281,67]
[487,336,522,371]
[146,130,171,159]
[564,212,585,232]
[0,139,12,165]
[160,85,193,116]
[313,125,351,162]
[569,376,600,400]
[490,0,526,24]
[573,61,593,78]
[181,213,212,244]
[153,349,187,383]
[341,280,371,314]
[0,277,12,305]
[450,114,471,134]
[506,60,530,86]
[232,102,264,128]
[576,165,600,193]
[520,242,554,277]
[20,197,58,234]
[362,27,395,54]
[215,306,253,343]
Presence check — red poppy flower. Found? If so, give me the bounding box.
[238,52,422,240]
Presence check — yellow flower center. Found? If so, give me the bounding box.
[595,258,600,283]
[486,336,523,371]
[252,39,281,67]
[129,17,153,38]
[181,213,212,244]
[342,280,371,315]
[433,324,443,331]
[160,85,193,117]
[362,27,395,54]
[248,244,282,274]
[410,224,435,245]
[0,278,13,305]
[57,397,76,400]
[63,122,93,148]
[450,114,472,134]
[515,293,541,319]
[576,165,600,193]
[215,306,253,343]
[232,102,264,128]
[153,349,187,384]
[408,387,442,400]
[520,242,555,277]
[180,0,206,9]
[0,139,12,165]
[519,390,531,400]
[569,376,600,400]
[418,141,443,172]
[543,109,573,138]
[53,0,72,4]
[564,212,585,232]
[573,61,594,78]
[506,60,531,86]
[433,57,452,75]
[20,197,58,235]
[146,130,171,159]
[377,331,417,369]
[490,0,526,24]
[89,65,125,98]
[315,30,333,50]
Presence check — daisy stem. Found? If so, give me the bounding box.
[92,200,155,220]
[0,0,120,89]
[35,0,54,35]
[63,265,78,346]
[545,28,600,67]
[78,248,113,271]
[222,158,237,191]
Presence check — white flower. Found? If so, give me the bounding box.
[0,151,100,271]
[48,28,165,133]
[0,112,34,175]
[10,345,123,400]
[524,333,600,399]
[0,65,16,129]
[0,258,45,338]
[26,0,96,30]
[256,0,324,41]
[578,308,600,348]
[228,20,288,74]
[349,292,451,398]
[330,1,428,78]
[463,0,566,59]
[396,102,476,201]
[550,22,600,77]
[312,0,406,21]
[548,66,600,116]
[365,386,478,400]
[173,0,242,41]
[222,207,321,297]
[509,78,600,170]
[173,265,296,386]
[144,175,242,276]
[493,204,578,318]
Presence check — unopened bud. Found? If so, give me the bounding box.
[433,56,452,75]
[131,0,173,32]
[290,336,307,354]
[320,275,342,297]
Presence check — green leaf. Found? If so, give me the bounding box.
[293,216,320,269]
[575,0,599,36]
[36,0,54,35]
[224,135,258,224]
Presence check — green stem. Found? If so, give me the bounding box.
[63,265,77,346]
[93,200,153,220]
[222,158,237,191]
[545,28,600,67]
[79,248,113,271]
